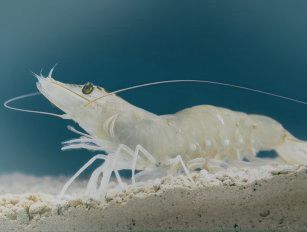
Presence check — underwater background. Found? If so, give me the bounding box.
[1,0,307,176]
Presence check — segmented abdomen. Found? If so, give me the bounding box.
[168,105,286,161]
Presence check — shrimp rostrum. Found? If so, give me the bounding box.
[34,73,307,200]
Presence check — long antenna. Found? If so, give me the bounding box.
[3,92,69,119]
[4,79,307,117]
[88,79,307,106]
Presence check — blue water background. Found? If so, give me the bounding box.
[1,1,307,175]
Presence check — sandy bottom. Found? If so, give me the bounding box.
[0,164,307,231]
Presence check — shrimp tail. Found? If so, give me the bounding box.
[276,135,307,165]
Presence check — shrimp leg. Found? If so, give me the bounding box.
[86,147,133,197]
[86,144,157,198]
[85,164,106,196]
[86,152,129,198]
[168,155,195,183]
[131,144,157,184]
[97,143,157,185]
[58,154,107,199]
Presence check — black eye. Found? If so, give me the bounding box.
[82,82,94,94]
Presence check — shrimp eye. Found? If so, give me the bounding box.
[82,82,94,94]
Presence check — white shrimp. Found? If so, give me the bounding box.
[7,71,307,200]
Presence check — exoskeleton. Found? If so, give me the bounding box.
[6,70,307,200]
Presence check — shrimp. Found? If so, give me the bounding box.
[6,70,307,200]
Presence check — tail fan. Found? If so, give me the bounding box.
[276,137,307,165]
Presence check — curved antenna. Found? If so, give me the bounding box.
[87,79,307,106]
[4,80,307,117]
[3,92,69,119]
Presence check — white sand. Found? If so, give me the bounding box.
[0,164,307,231]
